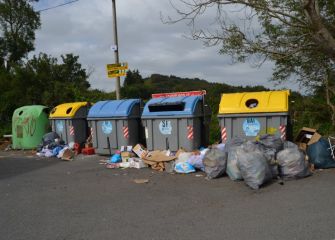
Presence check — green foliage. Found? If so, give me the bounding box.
[0,0,40,67]
[0,53,94,134]
[123,69,143,87]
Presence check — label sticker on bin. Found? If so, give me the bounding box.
[56,120,64,133]
[102,121,113,134]
[243,118,260,136]
[159,120,172,135]
[145,127,149,139]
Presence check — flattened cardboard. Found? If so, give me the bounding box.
[143,150,176,162]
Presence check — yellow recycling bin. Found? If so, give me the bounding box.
[49,102,90,145]
[218,90,290,143]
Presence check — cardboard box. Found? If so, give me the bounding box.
[129,158,148,169]
[121,152,134,162]
[295,127,322,150]
[133,144,148,158]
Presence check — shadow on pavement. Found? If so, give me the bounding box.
[0,152,61,180]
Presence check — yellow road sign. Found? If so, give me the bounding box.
[106,62,128,71]
[107,69,127,78]
[106,62,128,78]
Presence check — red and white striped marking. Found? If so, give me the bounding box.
[187,126,194,140]
[279,125,286,140]
[90,127,94,137]
[221,127,227,143]
[123,126,129,139]
[69,126,75,136]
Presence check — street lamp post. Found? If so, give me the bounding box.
[112,0,121,100]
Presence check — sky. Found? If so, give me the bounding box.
[31,0,298,92]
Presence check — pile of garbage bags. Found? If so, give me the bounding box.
[36,131,335,190]
[35,132,75,160]
[122,135,313,190]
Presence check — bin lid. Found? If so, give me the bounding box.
[87,99,140,118]
[49,102,89,118]
[13,105,48,118]
[218,90,290,114]
[142,96,202,117]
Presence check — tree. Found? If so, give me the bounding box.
[166,0,335,128]
[167,0,335,64]
[0,0,40,68]
[21,53,91,107]
[123,69,143,87]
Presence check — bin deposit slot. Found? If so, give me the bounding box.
[148,102,185,112]
[245,99,258,109]
[66,107,73,114]
[19,111,23,116]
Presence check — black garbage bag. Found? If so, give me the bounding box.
[37,132,61,152]
[203,148,227,179]
[307,138,335,169]
[277,142,311,179]
[237,141,272,190]
[258,135,283,178]
[42,132,60,145]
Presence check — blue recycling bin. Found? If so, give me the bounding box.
[87,99,143,155]
[141,96,211,151]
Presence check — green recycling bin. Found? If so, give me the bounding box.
[12,105,50,149]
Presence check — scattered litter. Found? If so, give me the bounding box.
[109,153,121,163]
[61,149,75,161]
[195,174,204,177]
[134,179,149,184]
[119,162,130,168]
[128,158,148,169]
[106,163,120,169]
[133,144,148,158]
[175,162,196,174]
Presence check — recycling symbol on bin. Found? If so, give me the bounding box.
[159,120,172,135]
[102,121,113,134]
[56,120,64,133]
[243,118,261,137]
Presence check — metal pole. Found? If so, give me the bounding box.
[112,0,121,100]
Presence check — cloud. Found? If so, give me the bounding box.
[32,0,299,92]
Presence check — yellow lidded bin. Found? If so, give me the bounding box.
[49,102,90,145]
[218,90,290,142]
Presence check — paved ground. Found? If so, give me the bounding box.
[0,151,335,240]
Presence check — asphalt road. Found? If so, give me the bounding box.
[0,151,335,240]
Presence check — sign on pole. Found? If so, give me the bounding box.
[106,62,128,78]
[152,90,207,99]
